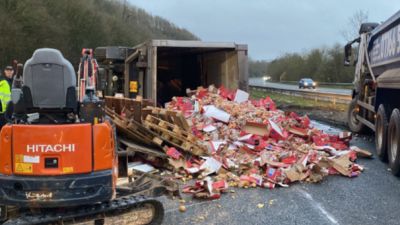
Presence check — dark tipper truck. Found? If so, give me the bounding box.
[345,10,400,176]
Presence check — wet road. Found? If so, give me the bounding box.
[160,121,400,225]
[249,78,352,95]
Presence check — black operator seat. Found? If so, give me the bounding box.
[13,48,77,114]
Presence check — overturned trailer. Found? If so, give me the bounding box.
[95,40,248,176]
[95,40,248,105]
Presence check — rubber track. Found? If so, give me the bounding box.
[3,195,164,225]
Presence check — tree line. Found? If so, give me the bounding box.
[249,10,369,84]
[250,44,356,83]
[0,0,197,68]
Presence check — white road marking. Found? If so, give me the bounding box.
[295,187,339,225]
[165,187,339,225]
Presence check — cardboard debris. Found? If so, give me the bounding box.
[210,141,226,152]
[330,154,354,177]
[234,89,250,103]
[166,147,182,159]
[186,167,200,174]
[339,131,352,140]
[105,85,366,201]
[243,122,269,136]
[203,105,231,123]
[288,126,309,137]
[203,124,217,132]
[128,162,156,174]
[168,158,186,170]
[284,164,307,182]
[350,146,373,158]
[200,157,222,176]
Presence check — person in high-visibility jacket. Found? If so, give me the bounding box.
[0,66,13,127]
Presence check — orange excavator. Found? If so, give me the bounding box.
[0,48,164,224]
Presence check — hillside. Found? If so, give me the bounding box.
[0,0,198,67]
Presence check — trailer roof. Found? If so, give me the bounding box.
[133,40,247,51]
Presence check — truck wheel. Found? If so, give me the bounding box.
[388,109,400,176]
[347,98,366,133]
[375,104,388,162]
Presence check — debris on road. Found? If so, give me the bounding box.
[350,146,373,158]
[179,205,186,213]
[105,85,369,201]
[269,199,275,206]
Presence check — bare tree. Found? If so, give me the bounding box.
[341,10,369,41]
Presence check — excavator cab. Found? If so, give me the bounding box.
[0,48,117,208]
[11,48,78,124]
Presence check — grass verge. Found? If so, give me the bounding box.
[250,89,348,112]
[317,84,352,90]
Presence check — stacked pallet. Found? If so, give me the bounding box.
[104,96,206,158]
[144,114,207,156]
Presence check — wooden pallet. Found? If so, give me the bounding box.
[144,115,207,156]
[106,106,196,155]
[146,107,191,132]
[105,107,153,145]
[145,115,197,141]
[105,100,208,157]
[105,96,154,122]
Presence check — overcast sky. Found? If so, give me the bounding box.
[128,0,400,60]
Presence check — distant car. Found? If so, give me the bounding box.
[262,76,271,82]
[299,78,316,89]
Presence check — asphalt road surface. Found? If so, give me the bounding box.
[249,78,352,95]
[160,121,400,225]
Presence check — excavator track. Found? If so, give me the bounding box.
[2,195,164,225]
[0,157,172,225]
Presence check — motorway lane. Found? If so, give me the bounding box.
[249,78,352,95]
[160,121,400,225]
